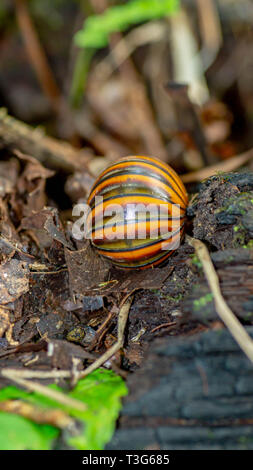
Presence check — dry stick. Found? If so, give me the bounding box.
[197,0,222,50]
[0,369,71,379]
[14,0,61,113]
[0,108,92,173]
[1,369,86,411]
[94,22,167,81]
[150,321,177,334]
[0,400,74,429]
[181,147,253,183]
[88,307,118,352]
[196,0,223,69]
[77,294,134,379]
[187,235,253,364]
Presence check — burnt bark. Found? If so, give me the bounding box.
[108,327,253,450]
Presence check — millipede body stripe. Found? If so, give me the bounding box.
[92,156,187,198]
[124,156,188,203]
[111,249,174,269]
[113,225,185,269]
[88,167,186,207]
[88,194,184,223]
[96,234,181,263]
[91,220,178,241]
[88,156,188,206]
[89,165,185,206]
[87,156,188,269]
[87,215,182,238]
[89,191,173,209]
[125,157,188,204]
[94,226,182,254]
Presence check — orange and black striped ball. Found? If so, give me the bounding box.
[87,156,188,269]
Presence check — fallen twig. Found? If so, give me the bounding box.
[187,235,253,364]
[196,0,223,69]
[14,0,61,113]
[94,22,167,81]
[0,108,92,173]
[181,147,253,183]
[88,306,118,352]
[150,321,177,334]
[77,294,134,379]
[0,368,71,379]
[1,369,86,411]
[0,400,74,429]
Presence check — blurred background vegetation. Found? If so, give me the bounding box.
[0,0,253,181]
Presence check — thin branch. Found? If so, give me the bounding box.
[187,235,253,365]
[88,307,118,352]
[196,0,223,69]
[0,368,71,379]
[181,147,253,183]
[0,400,74,429]
[94,21,167,81]
[150,321,177,334]
[14,0,61,113]
[0,108,92,173]
[1,369,86,411]
[77,294,134,379]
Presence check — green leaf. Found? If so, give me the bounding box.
[74,0,180,49]
[68,369,128,450]
[0,413,58,450]
[0,369,128,450]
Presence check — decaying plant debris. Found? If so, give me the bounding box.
[1,0,253,450]
[0,134,252,385]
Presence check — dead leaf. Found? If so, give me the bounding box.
[0,259,29,304]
